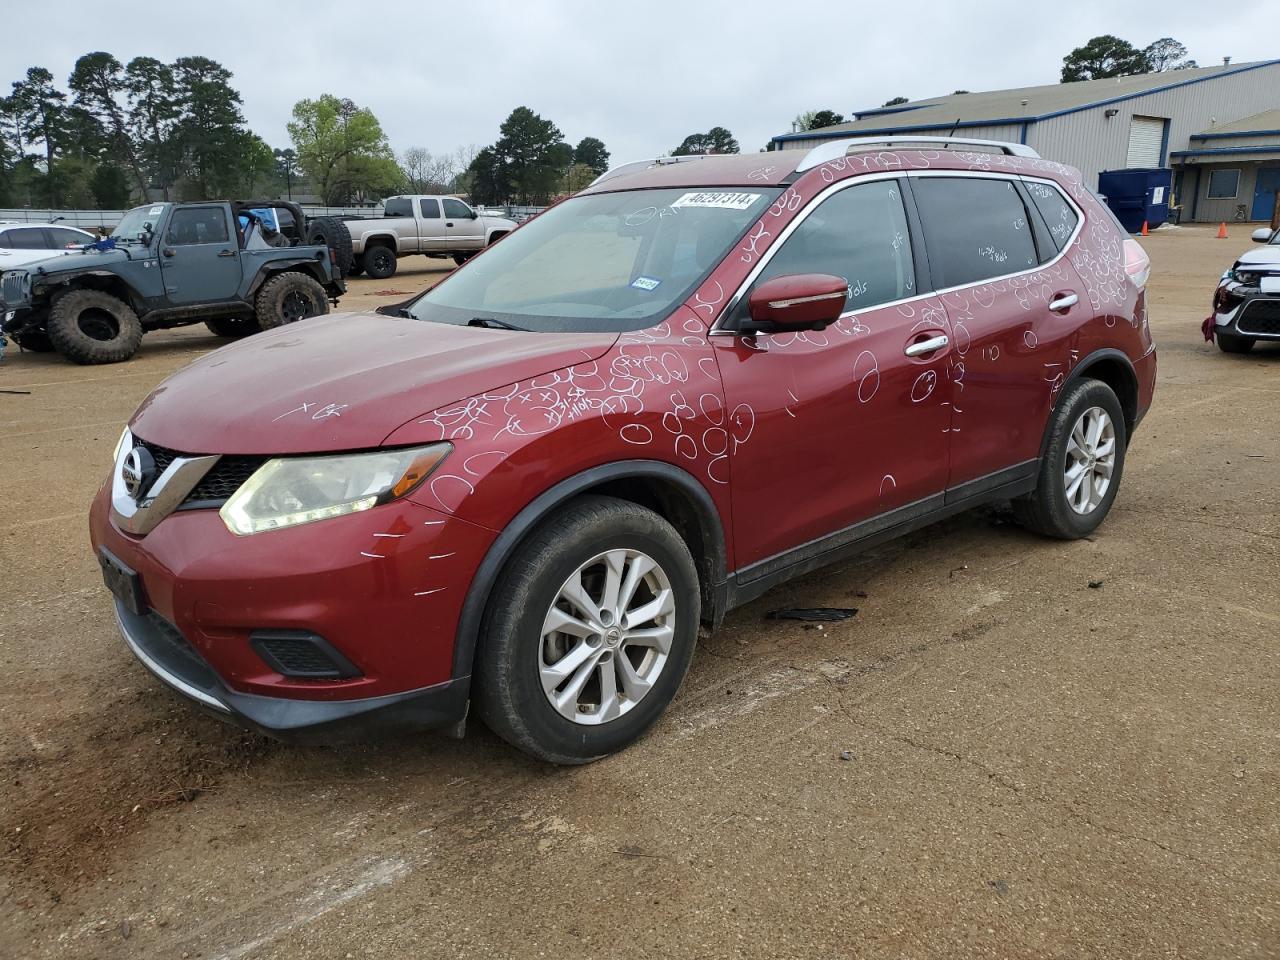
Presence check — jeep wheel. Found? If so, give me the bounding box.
[1216,332,1254,354]
[205,315,262,339]
[475,495,699,764]
[361,245,397,280]
[254,273,329,330]
[1013,378,1127,540]
[13,328,54,352]
[306,217,354,277]
[46,289,144,364]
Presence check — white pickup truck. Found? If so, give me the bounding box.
[342,196,517,279]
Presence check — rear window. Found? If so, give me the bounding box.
[913,177,1039,287]
[1024,180,1080,252]
[384,198,413,217]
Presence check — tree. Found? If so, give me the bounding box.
[672,126,739,155]
[274,147,297,198]
[124,56,180,197]
[792,110,817,133]
[69,52,148,200]
[91,162,131,207]
[491,106,570,203]
[1143,38,1196,72]
[809,110,844,129]
[466,146,509,206]
[288,94,400,204]
[572,136,609,174]
[882,96,910,107]
[401,147,459,193]
[1061,35,1148,82]
[170,56,248,198]
[9,67,67,204]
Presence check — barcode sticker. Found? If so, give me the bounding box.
[670,192,761,211]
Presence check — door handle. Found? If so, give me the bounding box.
[445,221,455,227]
[1049,292,1079,313]
[217,249,235,257]
[905,334,949,357]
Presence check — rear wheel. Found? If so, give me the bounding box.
[475,496,699,764]
[205,315,262,339]
[254,273,329,330]
[1217,332,1254,354]
[452,253,473,266]
[361,245,397,280]
[46,289,143,364]
[1013,378,1127,540]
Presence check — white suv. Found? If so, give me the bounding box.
[0,222,97,270]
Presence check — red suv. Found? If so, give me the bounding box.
[90,137,1156,763]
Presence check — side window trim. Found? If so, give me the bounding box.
[897,177,934,296]
[1012,179,1058,264]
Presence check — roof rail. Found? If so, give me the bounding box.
[590,154,718,186]
[794,136,1040,172]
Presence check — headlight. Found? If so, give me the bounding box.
[220,444,450,536]
[112,427,131,463]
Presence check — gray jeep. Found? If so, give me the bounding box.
[0,200,349,364]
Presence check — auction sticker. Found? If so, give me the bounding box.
[671,191,761,211]
[631,276,662,291]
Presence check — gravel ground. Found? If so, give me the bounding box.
[1,231,1277,960]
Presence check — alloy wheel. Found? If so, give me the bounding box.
[1064,405,1116,514]
[540,549,675,726]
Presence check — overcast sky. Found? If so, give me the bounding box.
[5,0,1276,165]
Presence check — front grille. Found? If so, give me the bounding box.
[1238,298,1280,337]
[133,438,267,507]
[143,610,223,690]
[1,270,27,306]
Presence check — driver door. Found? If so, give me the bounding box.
[158,206,242,304]
[443,197,485,249]
[712,178,953,569]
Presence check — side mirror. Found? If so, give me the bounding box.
[746,273,848,332]
[1252,228,1274,244]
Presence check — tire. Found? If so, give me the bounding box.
[46,289,143,364]
[361,245,397,280]
[306,217,353,277]
[1216,332,1254,354]
[452,253,473,266]
[12,328,54,352]
[254,272,329,331]
[1012,378,1127,540]
[204,315,262,339]
[475,495,700,764]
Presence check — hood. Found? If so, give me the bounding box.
[28,247,139,276]
[1236,245,1280,269]
[128,311,618,455]
[480,215,519,230]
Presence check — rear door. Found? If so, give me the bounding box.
[158,206,242,304]
[713,177,953,568]
[443,198,486,250]
[0,226,60,269]
[910,174,1088,490]
[417,198,448,251]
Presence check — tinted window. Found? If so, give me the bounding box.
[734,179,915,322]
[0,228,48,249]
[1206,169,1240,199]
[48,227,90,248]
[420,199,440,218]
[913,177,1038,287]
[1025,180,1080,253]
[442,198,471,219]
[384,198,412,217]
[166,207,229,245]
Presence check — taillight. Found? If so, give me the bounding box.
[1123,238,1150,290]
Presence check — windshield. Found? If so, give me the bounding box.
[410,187,780,332]
[112,204,169,243]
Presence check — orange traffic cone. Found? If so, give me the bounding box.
[1217,222,1229,239]
[1141,220,1149,236]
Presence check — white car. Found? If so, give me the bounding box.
[1205,227,1280,353]
[0,222,98,271]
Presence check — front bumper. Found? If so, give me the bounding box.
[1211,288,1280,340]
[114,600,469,742]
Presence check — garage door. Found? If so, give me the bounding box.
[1127,116,1165,167]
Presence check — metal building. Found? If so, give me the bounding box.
[772,59,1280,224]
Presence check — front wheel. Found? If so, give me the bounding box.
[1013,378,1127,540]
[475,496,700,764]
[205,315,262,339]
[254,273,329,330]
[1217,332,1254,354]
[46,289,143,364]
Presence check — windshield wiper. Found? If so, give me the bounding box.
[468,316,528,331]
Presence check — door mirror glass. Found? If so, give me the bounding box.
[747,274,848,331]
[1252,228,1274,244]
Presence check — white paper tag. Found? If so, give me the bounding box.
[1151,187,1165,205]
[148,205,165,216]
[670,191,761,211]
[630,276,661,291]
[1260,276,1280,293]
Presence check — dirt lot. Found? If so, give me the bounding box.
[1,233,1277,960]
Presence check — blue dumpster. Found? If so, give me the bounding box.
[1097,168,1174,233]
